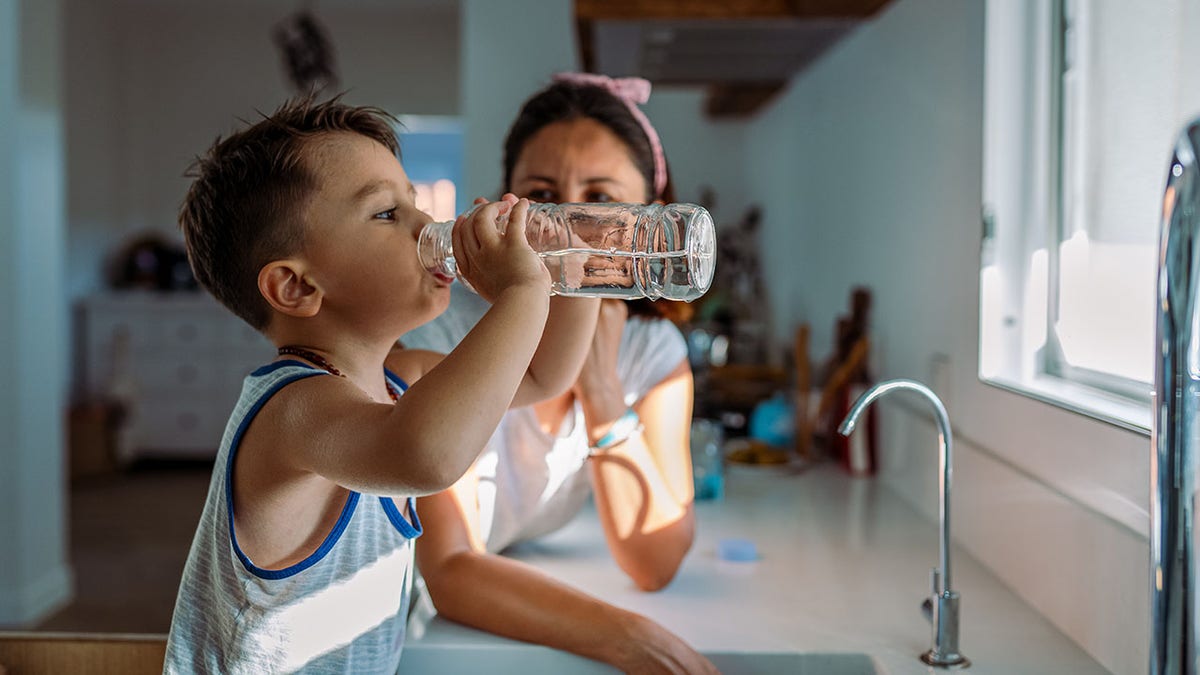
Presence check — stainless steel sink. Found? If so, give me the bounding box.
[398,644,883,674]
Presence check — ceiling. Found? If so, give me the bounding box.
[575,0,894,117]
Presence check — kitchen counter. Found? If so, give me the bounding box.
[402,462,1109,674]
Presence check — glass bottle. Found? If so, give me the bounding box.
[417,202,716,301]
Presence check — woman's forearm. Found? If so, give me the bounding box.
[422,551,643,668]
[587,432,695,591]
[576,356,696,590]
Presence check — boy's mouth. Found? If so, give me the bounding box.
[430,271,455,286]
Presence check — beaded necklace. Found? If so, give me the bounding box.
[277,345,399,403]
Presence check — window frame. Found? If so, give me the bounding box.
[979,0,1153,435]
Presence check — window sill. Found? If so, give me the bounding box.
[981,373,1151,436]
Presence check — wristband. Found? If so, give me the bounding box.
[590,407,641,452]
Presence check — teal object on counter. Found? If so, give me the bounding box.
[748,392,794,447]
[690,418,724,500]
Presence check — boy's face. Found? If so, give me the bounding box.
[298,131,450,336]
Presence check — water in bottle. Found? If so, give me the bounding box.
[417,202,716,302]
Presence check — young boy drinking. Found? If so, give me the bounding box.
[162,96,597,673]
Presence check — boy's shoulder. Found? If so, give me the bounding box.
[384,347,443,387]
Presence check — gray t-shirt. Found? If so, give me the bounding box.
[164,362,422,674]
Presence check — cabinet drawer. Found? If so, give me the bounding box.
[86,311,162,351]
[134,355,228,395]
[155,310,227,349]
[129,399,229,455]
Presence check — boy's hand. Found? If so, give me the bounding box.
[454,197,550,302]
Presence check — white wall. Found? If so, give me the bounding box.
[64,0,460,302]
[459,0,578,202]
[641,88,752,228]
[0,0,73,627]
[745,1,1148,673]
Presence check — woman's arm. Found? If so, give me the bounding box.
[510,297,600,407]
[582,360,696,591]
[574,302,697,591]
[415,482,716,674]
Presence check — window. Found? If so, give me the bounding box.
[979,0,1198,434]
[396,115,464,223]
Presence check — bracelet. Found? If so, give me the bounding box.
[590,407,641,453]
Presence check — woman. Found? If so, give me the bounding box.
[396,74,713,674]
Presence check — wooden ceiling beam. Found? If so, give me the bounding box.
[574,0,894,117]
[704,82,786,118]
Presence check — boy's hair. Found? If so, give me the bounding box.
[179,95,400,330]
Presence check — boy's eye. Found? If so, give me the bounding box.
[374,208,397,221]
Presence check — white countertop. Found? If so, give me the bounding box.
[403,462,1109,674]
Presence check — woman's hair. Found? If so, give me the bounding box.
[502,78,693,323]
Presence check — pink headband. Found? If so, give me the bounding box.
[552,72,668,199]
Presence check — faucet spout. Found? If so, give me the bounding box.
[840,378,968,669]
[1150,119,1200,675]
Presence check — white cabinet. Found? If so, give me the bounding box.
[79,292,275,463]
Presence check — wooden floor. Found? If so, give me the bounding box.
[32,460,213,635]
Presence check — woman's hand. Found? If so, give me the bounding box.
[454,196,550,302]
[615,613,721,675]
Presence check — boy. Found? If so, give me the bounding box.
[162,96,597,673]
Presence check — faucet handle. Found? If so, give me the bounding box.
[931,566,942,595]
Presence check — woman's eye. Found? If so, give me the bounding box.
[587,192,614,203]
[525,189,554,203]
[374,208,397,221]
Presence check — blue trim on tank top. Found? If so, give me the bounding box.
[229,362,418,575]
[379,369,419,537]
[383,368,409,392]
[380,496,422,538]
[225,367,363,581]
[252,359,314,377]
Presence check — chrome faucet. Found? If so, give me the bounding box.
[839,378,969,669]
[1150,119,1200,674]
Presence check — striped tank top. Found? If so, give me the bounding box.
[164,361,422,674]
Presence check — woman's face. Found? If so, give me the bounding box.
[509,117,650,205]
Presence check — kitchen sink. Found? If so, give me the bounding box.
[398,644,883,674]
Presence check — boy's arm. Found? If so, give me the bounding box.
[509,297,601,407]
[414,485,719,674]
[279,200,551,495]
[278,284,548,496]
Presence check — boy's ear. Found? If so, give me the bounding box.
[258,260,322,318]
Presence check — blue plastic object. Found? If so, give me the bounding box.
[718,537,759,562]
[748,392,793,447]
